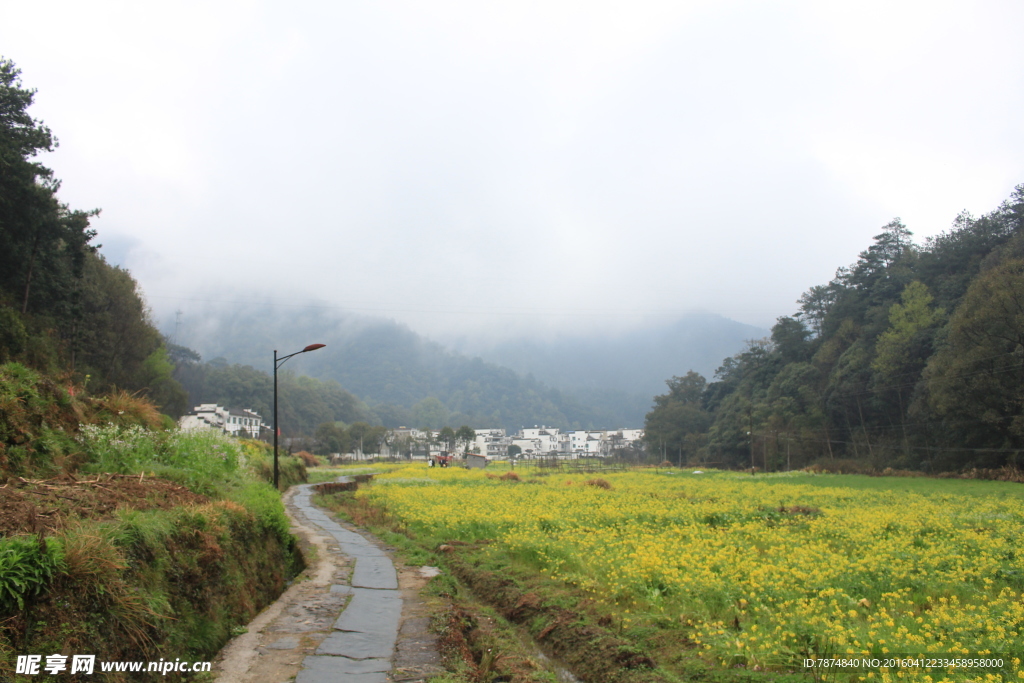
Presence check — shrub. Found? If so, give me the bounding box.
[295,450,319,467]
[0,362,85,476]
[248,451,308,490]
[0,536,65,611]
[89,389,163,430]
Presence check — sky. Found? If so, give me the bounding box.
[3,0,1023,342]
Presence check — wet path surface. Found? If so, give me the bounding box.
[214,478,443,683]
[291,484,399,683]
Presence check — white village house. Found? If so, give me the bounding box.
[178,404,265,439]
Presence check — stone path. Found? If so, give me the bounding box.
[214,479,444,683]
[291,484,400,683]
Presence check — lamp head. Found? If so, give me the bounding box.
[302,343,326,352]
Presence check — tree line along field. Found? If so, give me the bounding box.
[352,465,1024,682]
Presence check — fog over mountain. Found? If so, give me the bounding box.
[448,312,766,398]
[8,1,1022,350]
[163,305,762,427]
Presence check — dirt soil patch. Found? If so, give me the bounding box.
[0,472,209,536]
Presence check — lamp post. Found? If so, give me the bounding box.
[273,343,326,489]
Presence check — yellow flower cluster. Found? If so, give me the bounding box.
[364,468,1024,682]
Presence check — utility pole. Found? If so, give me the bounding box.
[173,309,183,345]
[749,409,755,476]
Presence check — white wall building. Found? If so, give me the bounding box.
[603,428,645,454]
[471,429,509,459]
[178,404,264,439]
[510,437,543,457]
[520,427,562,455]
[567,430,605,456]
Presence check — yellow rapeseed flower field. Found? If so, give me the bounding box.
[361,467,1024,682]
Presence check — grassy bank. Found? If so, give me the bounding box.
[0,367,308,680]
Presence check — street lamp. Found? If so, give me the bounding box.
[273,343,326,489]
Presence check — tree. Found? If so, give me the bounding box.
[644,371,712,464]
[797,285,838,336]
[455,425,476,453]
[74,253,163,391]
[771,316,811,364]
[350,422,387,455]
[872,281,944,378]
[138,346,189,417]
[315,422,351,455]
[655,371,707,407]
[851,219,914,283]
[438,426,456,453]
[412,397,449,430]
[0,59,98,318]
[914,258,1024,463]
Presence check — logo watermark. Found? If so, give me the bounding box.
[16,655,212,676]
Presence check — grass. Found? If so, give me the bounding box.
[1,419,306,681]
[784,470,1024,499]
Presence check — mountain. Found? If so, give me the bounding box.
[164,306,610,430]
[165,306,764,429]
[448,312,768,423]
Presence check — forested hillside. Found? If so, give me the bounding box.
[175,308,762,431]
[169,313,622,432]
[0,58,187,417]
[645,187,1024,472]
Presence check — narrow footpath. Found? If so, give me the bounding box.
[214,480,444,683]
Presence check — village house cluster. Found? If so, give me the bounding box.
[386,426,645,460]
[178,406,643,460]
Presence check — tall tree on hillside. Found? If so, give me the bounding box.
[797,285,838,336]
[74,253,162,387]
[913,257,1024,465]
[872,281,945,378]
[0,59,98,317]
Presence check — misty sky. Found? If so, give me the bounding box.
[4,0,1023,342]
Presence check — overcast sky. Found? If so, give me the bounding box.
[4,0,1023,341]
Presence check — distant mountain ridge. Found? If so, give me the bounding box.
[166,307,764,429]
[450,312,767,398]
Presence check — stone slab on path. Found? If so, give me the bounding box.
[295,655,390,683]
[333,588,403,635]
[315,629,398,659]
[352,555,400,589]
